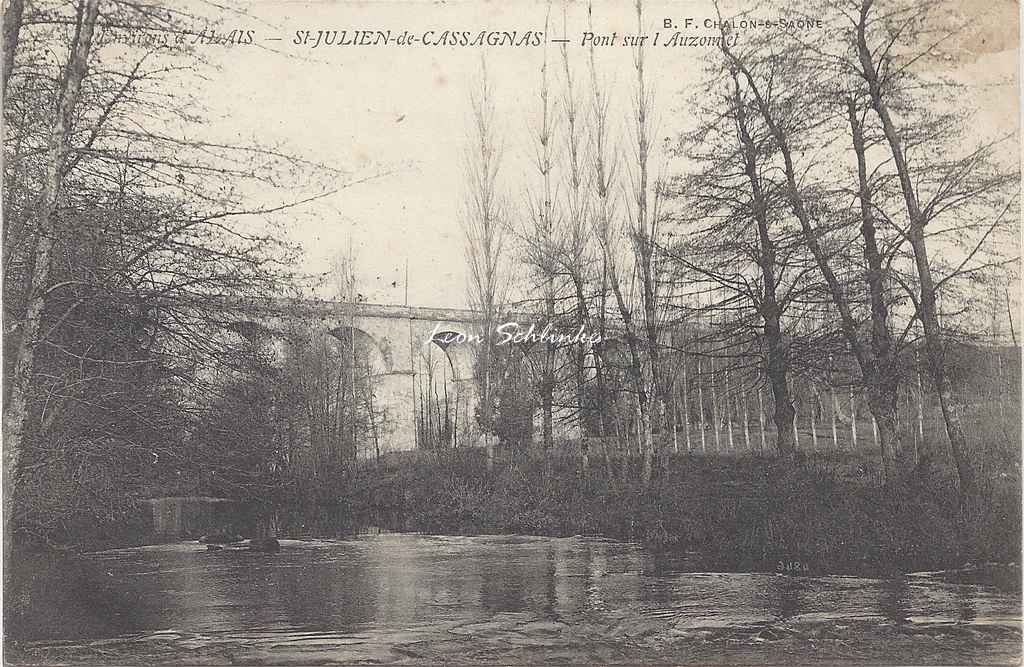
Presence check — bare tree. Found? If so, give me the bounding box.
[669,64,811,457]
[591,77,648,481]
[521,8,559,454]
[461,55,509,470]
[554,6,599,474]
[586,2,621,479]
[624,0,666,485]
[846,0,1018,502]
[3,0,101,546]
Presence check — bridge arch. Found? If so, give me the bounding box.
[226,320,288,362]
[327,325,393,373]
[227,320,272,341]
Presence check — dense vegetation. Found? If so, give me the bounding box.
[273,444,1020,576]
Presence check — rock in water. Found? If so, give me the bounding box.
[249,537,280,553]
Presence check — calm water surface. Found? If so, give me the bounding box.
[8,534,1022,664]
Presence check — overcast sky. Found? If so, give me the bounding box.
[185,0,1018,310]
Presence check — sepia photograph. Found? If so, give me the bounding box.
[1,0,1021,664]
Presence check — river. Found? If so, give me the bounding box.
[6,534,1021,664]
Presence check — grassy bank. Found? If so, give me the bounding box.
[278,446,1020,576]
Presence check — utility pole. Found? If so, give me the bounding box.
[407,259,417,450]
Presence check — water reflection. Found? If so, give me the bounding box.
[7,535,1021,665]
[879,576,910,627]
[772,574,806,622]
[956,583,977,624]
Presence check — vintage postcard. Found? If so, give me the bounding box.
[2,0,1020,664]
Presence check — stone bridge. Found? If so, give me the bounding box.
[223,298,504,454]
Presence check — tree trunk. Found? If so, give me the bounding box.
[640,399,654,485]
[866,381,899,478]
[730,71,796,459]
[847,99,904,478]
[594,346,614,481]
[3,0,100,555]
[681,357,692,452]
[571,276,591,473]
[541,368,553,452]
[605,246,649,478]
[483,341,494,470]
[767,343,796,456]
[632,0,658,489]
[910,228,977,504]
[2,0,24,96]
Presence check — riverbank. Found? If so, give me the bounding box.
[277,447,1021,577]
